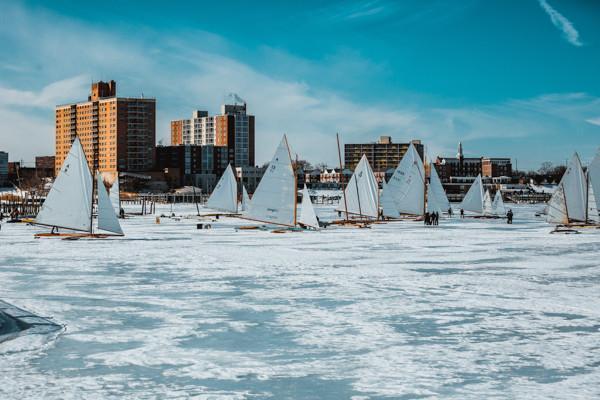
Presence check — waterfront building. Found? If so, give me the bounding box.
[55,80,156,175]
[435,142,512,182]
[35,156,55,178]
[155,144,228,189]
[344,136,425,172]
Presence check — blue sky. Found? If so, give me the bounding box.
[0,0,599,169]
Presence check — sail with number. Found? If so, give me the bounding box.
[241,185,250,212]
[244,135,296,227]
[35,137,93,232]
[492,191,506,216]
[298,185,319,229]
[460,175,484,214]
[207,164,238,213]
[387,143,425,216]
[97,172,124,235]
[336,155,379,219]
[426,163,450,214]
[381,181,400,218]
[109,174,120,215]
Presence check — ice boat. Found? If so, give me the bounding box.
[459,174,485,216]
[298,184,320,230]
[491,190,506,216]
[336,154,379,220]
[384,143,425,218]
[207,164,239,214]
[241,185,251,212]
[547,152,600,228]
[426,162,450,215]
[242,135,319,231]
[34,137,124,238]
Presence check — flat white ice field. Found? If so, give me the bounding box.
[1,204,599,399]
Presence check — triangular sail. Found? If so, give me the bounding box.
[426,184,442,214]
[298,185,319,229]
[207,164,238,213]
[492,190,506,216]
[426,163,450,214]
[241,185,250,212]
[109,174,120,215]
[587,176,600,223]
[483,190,493,216]
[335,155,379,219]
[35,137,93,232]
[588,149,600,218]
[560,153,587,222]
[547,184,569,224]
[460,175,484,214]
[381,181,400,218]
[387,143,425,216]
[97,172,124,235]
[244,135,296,227]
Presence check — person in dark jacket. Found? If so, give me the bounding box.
[507,209,513,224]
[460,208,465,219]
[447,208,452,217]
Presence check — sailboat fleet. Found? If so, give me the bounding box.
[33,135,600,236]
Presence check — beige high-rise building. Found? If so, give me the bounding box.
[55,81,156,175]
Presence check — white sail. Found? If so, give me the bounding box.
[588,149,600,217]
[241,185,250,212]
[298,185,319,229]
[109,174,120,215]
[335,155,379,219]
[207,164,238,213]
[387,143,425,216]
[381,181,400,218]
[427,163,450,214]
[426,183,442,214]
[460,175,484,214]
[35,137,93,232]
[244,135,296,226]
[560,153,587,222]
[483,190,493,216]
[547,184,569,224]
[492,190,506,216]
[96,172,124,235]
[587,176,600,223]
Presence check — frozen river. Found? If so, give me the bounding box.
[1,204,599,399]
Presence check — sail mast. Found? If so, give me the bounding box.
[285,135,297,226]
[337,133,349,221]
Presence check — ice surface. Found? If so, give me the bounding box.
[0,203,599,399]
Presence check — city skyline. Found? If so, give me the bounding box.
[1,1,599,169]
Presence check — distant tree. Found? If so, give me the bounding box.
[295,159,313,171]
[538,161,554,175]
[315,162,328,171]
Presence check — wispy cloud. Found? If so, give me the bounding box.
[586,117,600,126]
[538,0,582,46]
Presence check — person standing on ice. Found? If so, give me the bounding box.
[447,208,452,218]
[507,209,513,224]
[460,208,464,219]
[424,212,430,225]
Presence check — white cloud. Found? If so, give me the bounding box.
[538,0,582,47]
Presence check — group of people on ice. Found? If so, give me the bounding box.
[424,211,440,226]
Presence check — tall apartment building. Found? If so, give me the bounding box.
[344,136,425,172]
[170,103,255,168]
[0,151,8,186]
[55,80,156,175]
